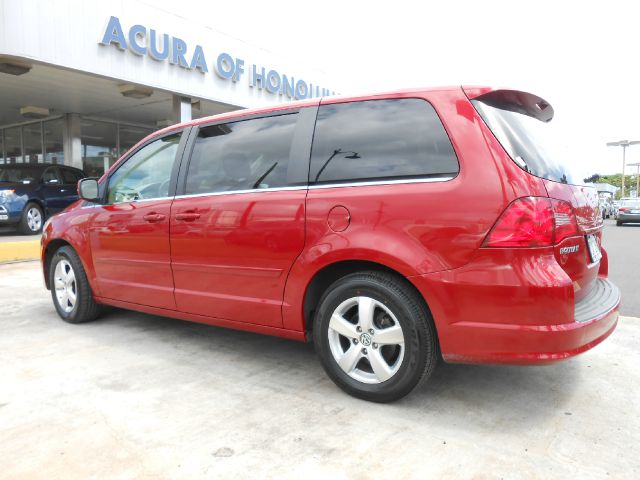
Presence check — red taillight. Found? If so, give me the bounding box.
[619,207,629,213]
[483,197,579,248]
[551,198,579,243]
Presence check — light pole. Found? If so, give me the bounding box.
[606,140,640,198]
[628,162,640,198]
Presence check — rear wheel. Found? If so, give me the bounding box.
[616,221,623,226]
[49,246,101,323]
[313,271,438,403]
[18,202,43,235]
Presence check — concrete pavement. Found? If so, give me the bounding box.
[1,262,638,479]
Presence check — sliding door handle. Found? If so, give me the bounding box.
[175,212,201,221]
[142,213,166,222]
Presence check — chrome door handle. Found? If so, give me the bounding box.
[142,213,166,222]
[175,212,201,221]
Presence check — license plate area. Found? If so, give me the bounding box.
[586,234,601,264]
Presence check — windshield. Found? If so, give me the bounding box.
[0,168,40,183]
[472,99,581,185]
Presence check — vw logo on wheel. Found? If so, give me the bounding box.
[359,332,372,347]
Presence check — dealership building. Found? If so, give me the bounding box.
[0,0,336,176]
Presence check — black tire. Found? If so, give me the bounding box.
[312,271,438,403]
[616,221,623,226]
[18,202,44,235]
[49,246,101,324]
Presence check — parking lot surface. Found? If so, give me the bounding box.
[1,262,639,479]
[602,219,640,316]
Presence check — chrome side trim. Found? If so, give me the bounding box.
[173,185,308,201]
[83,175,456,205]
[308,176,455,190]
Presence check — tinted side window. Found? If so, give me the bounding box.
[61,168,83,184]
[42,167,61,184]
[309,99,459,184]
[185,114,297,195]
[108,134,181,204]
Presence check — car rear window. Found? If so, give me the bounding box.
[0,167,41,183]
[472,93,581,185]
[620,199,640,208]
[309,98,459,184]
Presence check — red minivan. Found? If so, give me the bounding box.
[41,87,620,402]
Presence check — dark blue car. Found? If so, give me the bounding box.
[0,164,86,235]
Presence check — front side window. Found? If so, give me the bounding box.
[185,114,297,195]
[107,134,180,204]
[42,167,61,184]
[309,99,459,184]
[61,168,84,185]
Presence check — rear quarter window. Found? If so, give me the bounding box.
[309,98,459,184]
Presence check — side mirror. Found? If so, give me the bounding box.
[78,178,100,202]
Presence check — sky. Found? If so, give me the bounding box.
[150,0,640,179]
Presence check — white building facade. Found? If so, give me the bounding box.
[0,0,336,175]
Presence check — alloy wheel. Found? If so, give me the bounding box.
[26,207,42,232]
[54,259,77,313]
[327,296,405,384]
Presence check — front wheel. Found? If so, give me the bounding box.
[313,271,438,403]
[49,246,101,323]
[19,202,44,234]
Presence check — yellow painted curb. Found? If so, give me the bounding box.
[0,240,40,263]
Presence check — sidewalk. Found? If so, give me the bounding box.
[0,232,41,263]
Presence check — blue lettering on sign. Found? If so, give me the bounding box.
[149,29,169,61]
[100,16,127,51]
[98,16,336,94]
[128,24,147,56]
[216,53,235,80]
[190,45,208,73]
[171,36,189,69]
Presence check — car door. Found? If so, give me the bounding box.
[170,107,316,327]
[89,130,188,309]
[40,166,67,214]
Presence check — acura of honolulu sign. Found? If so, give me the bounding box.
[99,16,336,100]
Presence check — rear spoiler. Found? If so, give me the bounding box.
[463,87,554,123]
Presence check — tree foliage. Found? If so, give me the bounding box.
[584,173,640,199]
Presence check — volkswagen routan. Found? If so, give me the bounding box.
[41,86,620,402]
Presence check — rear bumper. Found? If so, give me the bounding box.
[618,213,640,223]
[443,279,619,365]
[409,249,620,365]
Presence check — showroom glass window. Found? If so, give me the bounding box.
[44,119,65,164]
[184,114,298,195]
[119,124,154,156]
[4,126,22,163]
[23,123,43,163]
[81,120,154,176]
[107,134,181,204]
[81,120,117,177]
[309,99,459,184]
